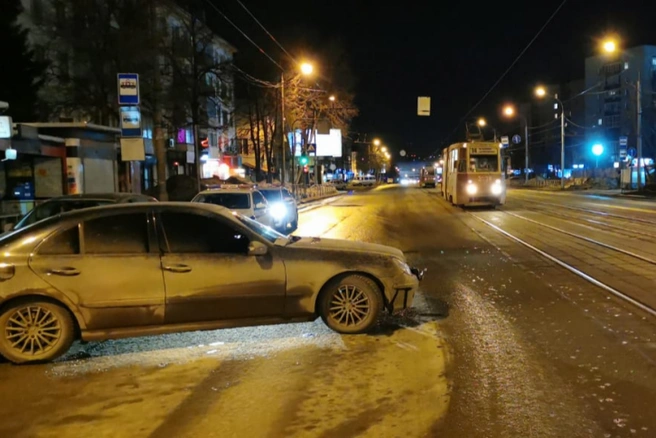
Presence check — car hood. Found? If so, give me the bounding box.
[285,237,405,259]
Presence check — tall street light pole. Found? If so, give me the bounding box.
[602,37,644,191]
[536,86,566,189]
[502,105,529,183]
[279,62,314,186]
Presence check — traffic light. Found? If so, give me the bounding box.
[299,154,309,165]
[303,165,309,173]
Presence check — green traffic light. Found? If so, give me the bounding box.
[299,155,308,165]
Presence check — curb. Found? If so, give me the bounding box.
[298,193,344,213]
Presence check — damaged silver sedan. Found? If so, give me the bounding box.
[0,203,422,363]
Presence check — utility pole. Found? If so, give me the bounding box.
[524,119,529,184]
[637,71,643,191]
[280,72,286,185]
[560,100,565,190]
[553,94,565,190]
[150,0,168,201]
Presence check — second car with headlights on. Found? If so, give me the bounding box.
[0,202,423,363]
[191,186,275,227]
[258,186,298,232]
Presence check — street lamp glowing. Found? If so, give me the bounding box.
[329,95,336,102]
[503,105,515,117]
[592,143,604,156]
[535,86,547,98]
[300,62,314,75]
[603,39,617,53]
[373,138,381,146]
[477,118,487,127]
[381,146,387,153]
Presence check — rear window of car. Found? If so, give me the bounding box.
[194,193,251,209]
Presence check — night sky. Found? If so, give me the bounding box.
[215,0,656,157]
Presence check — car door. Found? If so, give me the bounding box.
[251,191,271,226]
[157,210,286,324]
[28,211,165,330]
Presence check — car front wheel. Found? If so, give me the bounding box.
[0,300,75,364]
[319,275,383,334]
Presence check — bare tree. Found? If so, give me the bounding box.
[36,0,156,123]
[284,73,358,184]
[235,84,278,182]
[159,0,234,189]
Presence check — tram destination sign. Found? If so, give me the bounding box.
[470,146,497,155]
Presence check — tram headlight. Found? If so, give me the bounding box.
[491,179,503,195]
[466,181,477,195]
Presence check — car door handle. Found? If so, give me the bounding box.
[49,267,80,276]
[163,264,192,273]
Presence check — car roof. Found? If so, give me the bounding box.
[40,193,156,203]
[0,203,239,250]
[197,188,255,194]
[12,202,231,234]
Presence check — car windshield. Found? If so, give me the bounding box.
[194,193,250,209]
[260,190,281,202]
[233,213,286,243]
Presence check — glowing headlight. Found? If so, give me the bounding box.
[491,180,503,195]
[270,203,287,219]
[466,183,477,195]
[393,257,413,276]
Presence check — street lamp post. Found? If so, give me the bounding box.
[536,86,566,189]
[502,105,530,184]
[280,62,314,185]
[602,37,643,190]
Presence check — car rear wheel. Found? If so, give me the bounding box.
[319,275,383,334]
[0,300,75,364]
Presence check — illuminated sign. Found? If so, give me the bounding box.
[470,147,497,155]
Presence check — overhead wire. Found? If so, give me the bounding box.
[436,0,570,153]
[234,0,296,63]
[202,0,283,71]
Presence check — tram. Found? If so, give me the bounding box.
[441,141,506,207]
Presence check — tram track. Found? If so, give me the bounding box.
[421,187,656,316]
[509,196,656,226]
[468,208,656,317]
[509,199,656,241]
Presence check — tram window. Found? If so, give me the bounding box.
[458,159,467,172]
[469,155,499,172]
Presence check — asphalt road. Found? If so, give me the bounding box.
[1,185,656,437]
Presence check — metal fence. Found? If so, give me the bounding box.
[288,183,338,202]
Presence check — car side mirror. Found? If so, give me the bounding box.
[248,241,268,256]
[255,202,266,210]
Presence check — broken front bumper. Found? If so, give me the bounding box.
[387,266,424,312]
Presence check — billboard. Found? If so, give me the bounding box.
[290,128,342,157]
[316,129,342,157]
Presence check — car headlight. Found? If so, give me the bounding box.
[466,182,477,195]
[270,202,287,219]
[393,257,413,276]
